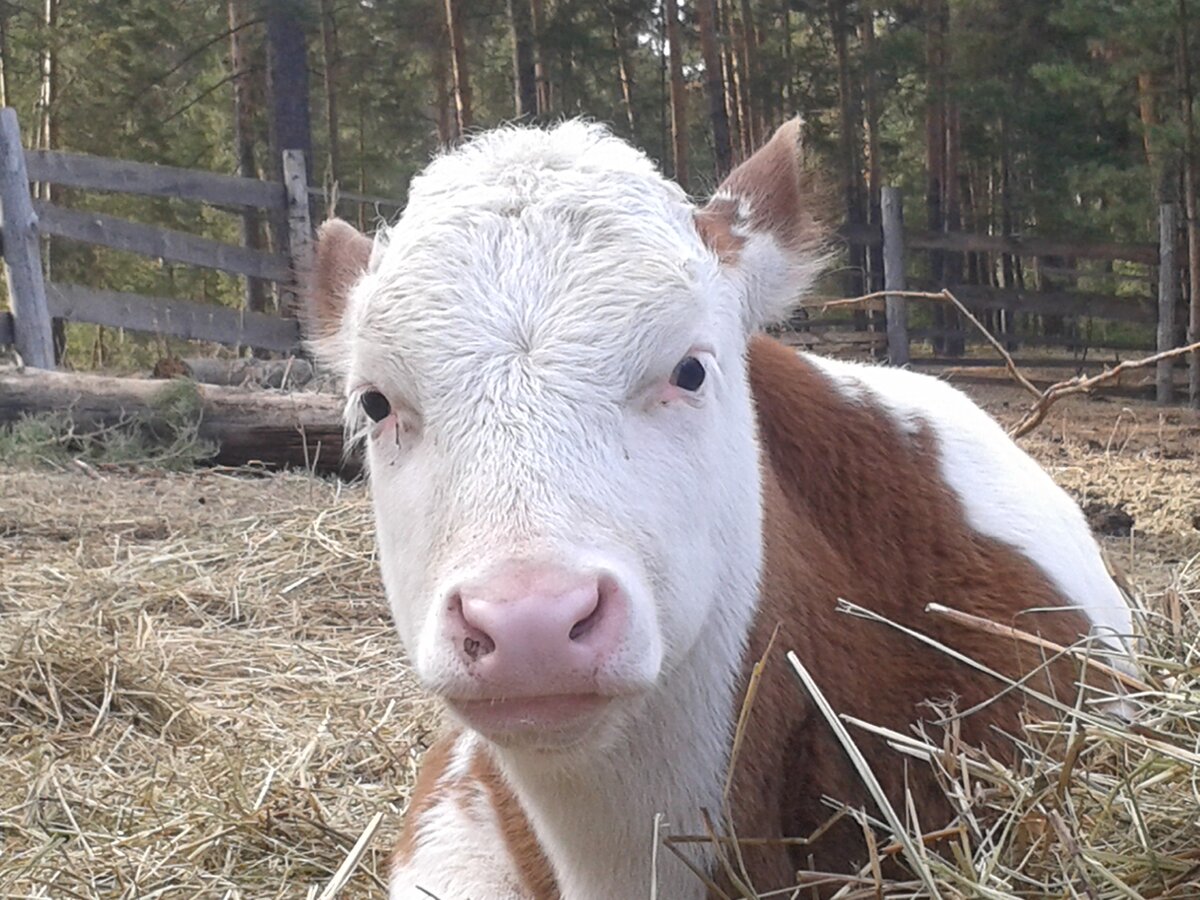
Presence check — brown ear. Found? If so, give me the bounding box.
[695,119,829,327]
[306,218,374,339]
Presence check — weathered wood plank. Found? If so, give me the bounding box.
[0,311,14,346]
[0,368,353,475]
[33,201,292,282]
[950,285,1155,324]
[46,282,302,352]
[24,149,286,211]
[282,149,312,313]
[1,109,56,369]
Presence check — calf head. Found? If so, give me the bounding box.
[306,121,825,754]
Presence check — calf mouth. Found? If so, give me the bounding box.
[445,692,614,742]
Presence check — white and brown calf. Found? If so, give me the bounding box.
[304,120,1134,899]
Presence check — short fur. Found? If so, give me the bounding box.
[303,119,1133,900]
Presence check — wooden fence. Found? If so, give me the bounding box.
[797,186,1194,404]
[0,107,314,369]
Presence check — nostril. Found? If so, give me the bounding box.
[449,592,496,662]
[568,579,607,642]
[463,632,496,661]
[568,604,601,641]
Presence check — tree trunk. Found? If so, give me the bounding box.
[727,0,754,154]
[925,0,948,351]
[860,1,883,294]
[229,0,271,314]
[38,0,66,360]
[609,2,637,134]
[507,0,537,118]
[697,0,732,179]
[663,0,689,190]
[1180,0,1200,406]
[829,0,866,319]
[737,0,760,144]
[430,5,454,142]
[265,0,313,168]
[0,4,9,107]
[444,0,473,134]
[317,0,340,188]
[531,0,551,115]
[719,0,744,161]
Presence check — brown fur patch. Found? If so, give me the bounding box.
[718,336,1098,893]
[695,119,829,265]
[468,747,559,900]
[306,218,373,339]
[389,731,458,869]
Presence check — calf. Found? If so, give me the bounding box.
[305,120,1133,899]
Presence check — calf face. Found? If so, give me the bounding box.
[307,121,824,756]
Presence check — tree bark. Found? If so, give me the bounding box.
[0,369,353,476]
[829,0,866,320]
[719,0,744,161]
[663,0,689,190]
[228,0,271,314]
[444,0,473,134]
[0,4,9,107]
[860,1,883,294]
[609,2,637,134]
[265,0,313,169]
[507,0,537,118]
[531,0,551,115]
[430,4,454,142]
[697,0,732,179]
[737,0,760,145]
[925,0,948,351]
[317,0,340,188]
[1179,0,1200,406]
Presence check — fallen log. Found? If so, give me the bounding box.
[0,367,355,476]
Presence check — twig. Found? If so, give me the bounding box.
[1009,340,1200,438]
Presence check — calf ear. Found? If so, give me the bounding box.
[694,119,829,330]
[305,218,374,340]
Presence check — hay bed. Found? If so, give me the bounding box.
[1,384,1198,899]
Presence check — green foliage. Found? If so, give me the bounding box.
[0,380,216,471]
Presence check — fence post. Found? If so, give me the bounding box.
[882,186,909,367]
[1158,202,1178,405]
[282,149,312,314]
[0,108,54,369]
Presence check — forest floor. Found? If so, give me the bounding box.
[1,375,1198,898]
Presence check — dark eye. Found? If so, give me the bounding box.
[360,390,392,422]
[670,356,706,392]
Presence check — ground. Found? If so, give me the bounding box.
[1,375,1198,898]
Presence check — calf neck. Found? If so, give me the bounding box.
[304,121,1134,899]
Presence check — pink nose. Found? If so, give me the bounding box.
[445,563,626,695]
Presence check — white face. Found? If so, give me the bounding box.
[312,121,821,754]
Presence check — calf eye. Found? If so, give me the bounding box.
[670,356,706,392]
[360,390,392,422]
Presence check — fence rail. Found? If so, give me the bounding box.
[24,149,286,210]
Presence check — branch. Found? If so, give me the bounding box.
[818,289,1200,439]
[1009,339,1200,438]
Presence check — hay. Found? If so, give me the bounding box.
[1,381,1198,898]
[0,469,438,898]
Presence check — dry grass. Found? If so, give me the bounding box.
[1,385,1198,899]
[0,469,437,898]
